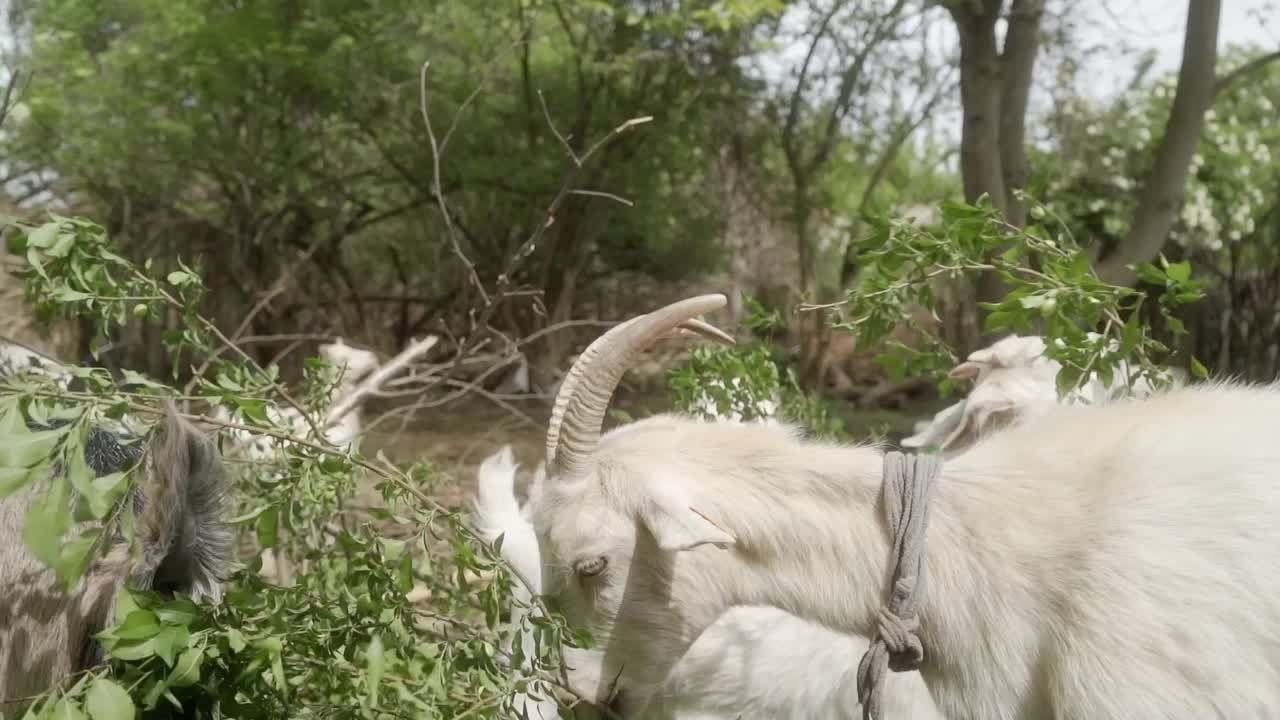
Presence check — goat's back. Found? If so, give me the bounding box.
[934,381,1280,718]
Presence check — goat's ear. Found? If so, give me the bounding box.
[902,400,965,449]
[948,361,984,381]
[940,395,1016,453]
[632,472,736,552]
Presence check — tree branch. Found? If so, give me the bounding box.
[1213,49,1280,99]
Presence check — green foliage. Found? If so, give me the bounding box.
[5,0,778,358]
[668,327,846,440]
[842,195,1204,397]
[3,218,581,718]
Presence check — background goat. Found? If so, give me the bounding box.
[473,444,945,719]
[0,404,230,711]
[902,333,1187,455]
[217,337,382,461]
[531,294,1280,719]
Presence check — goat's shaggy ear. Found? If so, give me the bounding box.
[137,403,231,602]
[633,472,736,552]
[941,394,1016,453]
[902,400,965,450]
[948,361,984,381]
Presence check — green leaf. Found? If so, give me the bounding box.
[105,636,157,661]
[0,466,34,499]
[1133,262,1166,286]
[113,610,162,640]
[1119,309,1142,358]
[26,222,58,249]
[85,678,134,720]
[166,270,190,285]
[90,471,130,517]
[365,635,385,706]
[0,424,65,469]
[151,624,191,667]
[225,629,248,654]
[169,644,204,687]
[113,588,142,626]
[51,287,93,302]
[47,698,89,720]
[1165,260,1191,283]
[56,528,101,589]
[23,473,72,573]
[397,550,414,593]
[256,507,279,548]
[153,597,198,626]
[46,232,77,258]
[1190,356,1208,380]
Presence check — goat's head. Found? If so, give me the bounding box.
[0,404,231,704]
[948,334,1053,384]
[907,348,1063,457]
[318,337,380,385]
[530,296,771,697]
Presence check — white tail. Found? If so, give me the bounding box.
[472,445,560,719]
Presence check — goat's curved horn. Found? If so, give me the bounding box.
[544,317,734,469]
[550,294,730,482]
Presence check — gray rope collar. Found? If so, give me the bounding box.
[856,450,942,720]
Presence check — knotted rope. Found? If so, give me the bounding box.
[855,450,942,720]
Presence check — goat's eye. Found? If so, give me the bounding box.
[573,555,608,578]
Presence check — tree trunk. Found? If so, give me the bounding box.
[947,0,1045,349]
[1096,0,1221,286]
[950,2,1006,217]
[997,0,1045,230]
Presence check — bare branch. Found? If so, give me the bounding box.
[1213,49,1280,99]
[539,89,580,165]
[567,189,634,207]
[421,61,489,305]
[325,334,440,427]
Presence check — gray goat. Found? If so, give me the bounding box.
[0,404,231,713]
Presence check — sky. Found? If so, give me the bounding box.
[1073,0,1276,94]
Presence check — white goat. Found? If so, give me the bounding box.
[902,334,1186,456]
[217,337,381,459]
[472,446,562,720]
[473,446,944,720]
[531,294,1280,720]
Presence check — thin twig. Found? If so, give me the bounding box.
[567,189,634,206]
[538,89,579,165]
[421,61,489,305]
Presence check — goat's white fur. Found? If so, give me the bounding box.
[534,380,1280,719]
[477,448,944,719]
[471,445,562,720]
